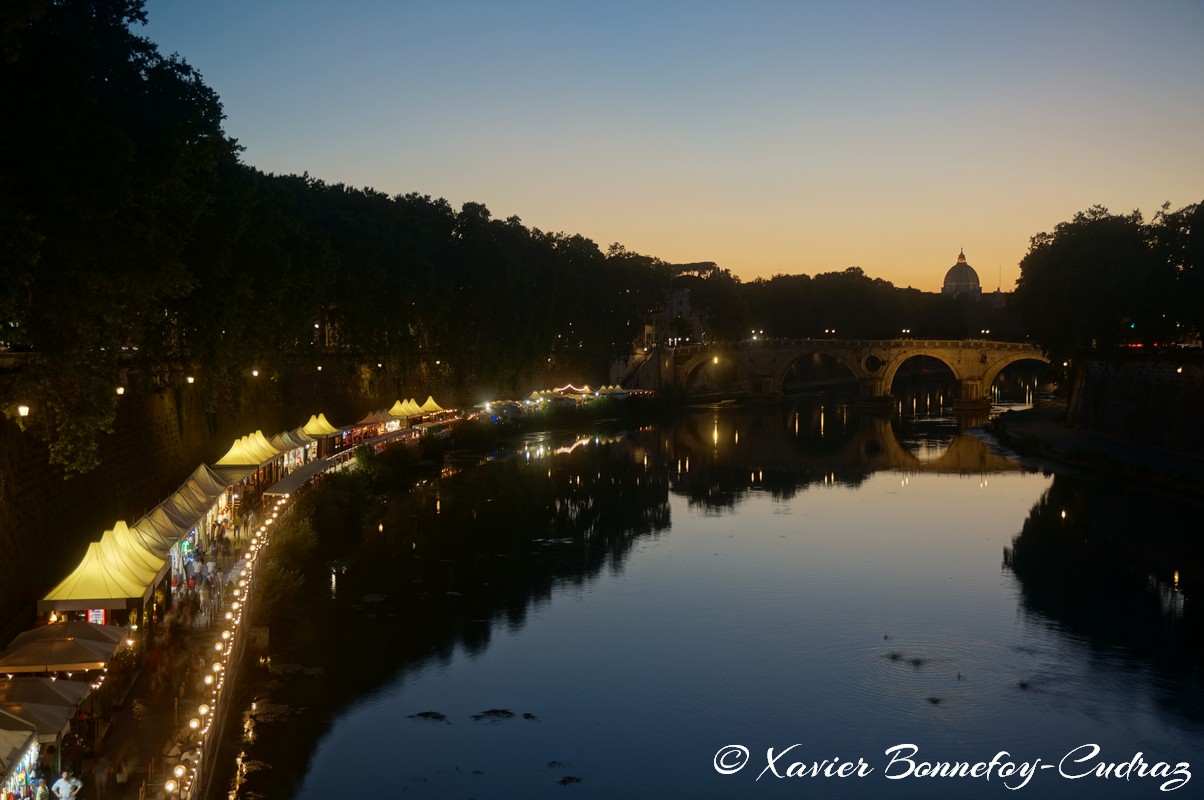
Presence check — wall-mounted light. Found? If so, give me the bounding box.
[252,369,259,377]
[186,376,195,384]
[17,405,29,417]
[116,386,125,395]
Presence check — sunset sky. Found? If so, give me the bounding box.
[143,0,1204,292]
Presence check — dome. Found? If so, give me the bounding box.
[942,249,981,297]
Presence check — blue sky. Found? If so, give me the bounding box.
[144,0,1204,290]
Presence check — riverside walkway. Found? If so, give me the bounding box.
[76,514,275,800]
[25,420,439,799]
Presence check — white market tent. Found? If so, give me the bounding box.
[0,635,118,673]
[132,465,231,548]
[7,622,125,650]
[355,409,393,425]
[0,704,70,744]
[0,622,126,676]
[187,464,229,497]
[0,678,90,710]
[0,675,91,743]
[270,429,313,454]
[129,507,185,559]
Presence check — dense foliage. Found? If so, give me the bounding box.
[1012,204,1202,361]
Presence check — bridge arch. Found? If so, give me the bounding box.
[680,350,752,395]
[774,350,860,395]
[981,352,1051,390]
[879,349,960,396]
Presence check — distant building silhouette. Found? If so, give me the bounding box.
[644,287,704,348]
[942,249,982,299]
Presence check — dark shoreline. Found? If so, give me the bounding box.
[988,406,1204,497]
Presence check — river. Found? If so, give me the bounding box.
[224,400,1202,799]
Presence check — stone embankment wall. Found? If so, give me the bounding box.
[0,359,453,639]
[1067,352,1204,455]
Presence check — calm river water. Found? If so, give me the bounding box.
[229,400,1202,800]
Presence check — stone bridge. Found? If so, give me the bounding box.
[641,339,1048,409]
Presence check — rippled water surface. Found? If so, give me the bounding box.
[240,403,1201,800]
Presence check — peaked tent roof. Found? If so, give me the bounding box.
[356,409,393,425]
[247,430,283,462]
[130,507,184,557]
[215,430,284,466]
[420,396,444,413]
[387,400,408,418]
[214,436,258,467]
[161,491,208,531]
[39,542,154,612]
[270,429,312,452]
[98,522,167,586]
[302,414,339,436]
[403,399,423,416]
[187,464,229,497]
[147,495,195,531]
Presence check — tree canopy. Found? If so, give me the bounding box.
[1,0,239,470]
[1012,204,1201,361]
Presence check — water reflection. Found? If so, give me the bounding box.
[1004,474,1203,725]
[669,404,1019,509]
[223,402,1202,800]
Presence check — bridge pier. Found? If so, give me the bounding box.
[951,380,991,428]
[955,378,986,403]
[845,378,892,413]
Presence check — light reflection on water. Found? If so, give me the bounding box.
[274,404,1200,800]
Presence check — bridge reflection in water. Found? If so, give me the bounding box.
[642,401,1020,510]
